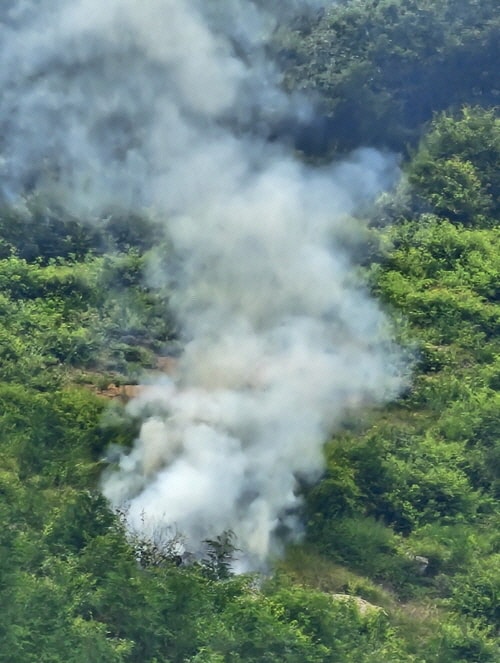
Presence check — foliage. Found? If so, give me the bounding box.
[0,198,160,262]
[299,102,499,658]
[0,251,175,386]
[407,108,500,226]
[202,531,239,581]
[276,0,499,153]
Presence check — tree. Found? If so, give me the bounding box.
[408,108,500,226]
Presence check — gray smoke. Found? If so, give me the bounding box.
[1,1,405,566]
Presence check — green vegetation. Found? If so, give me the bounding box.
[301,106,500,660]
[0,1,499,660]
[277,0,499,154]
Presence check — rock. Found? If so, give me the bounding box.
[331,594,386,616]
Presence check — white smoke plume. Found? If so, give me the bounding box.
[1,1,405,566]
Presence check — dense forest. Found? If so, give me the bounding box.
[0,1,499,661]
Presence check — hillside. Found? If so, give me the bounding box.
[0,1,499,661]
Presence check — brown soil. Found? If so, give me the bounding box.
[97,383,144,401]
[80,356,178,403]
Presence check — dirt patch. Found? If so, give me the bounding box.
[97,383,144,401]
[79,355,178,402]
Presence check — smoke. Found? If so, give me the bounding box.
[1,1,405,566]
[0,0,319,209]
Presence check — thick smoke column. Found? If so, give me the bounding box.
[1,1,404,565]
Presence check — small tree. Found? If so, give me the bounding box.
[408,108,500,226]
[202,531,238,580]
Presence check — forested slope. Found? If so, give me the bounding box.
[276,0,499,153]
[0,1,499,661]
